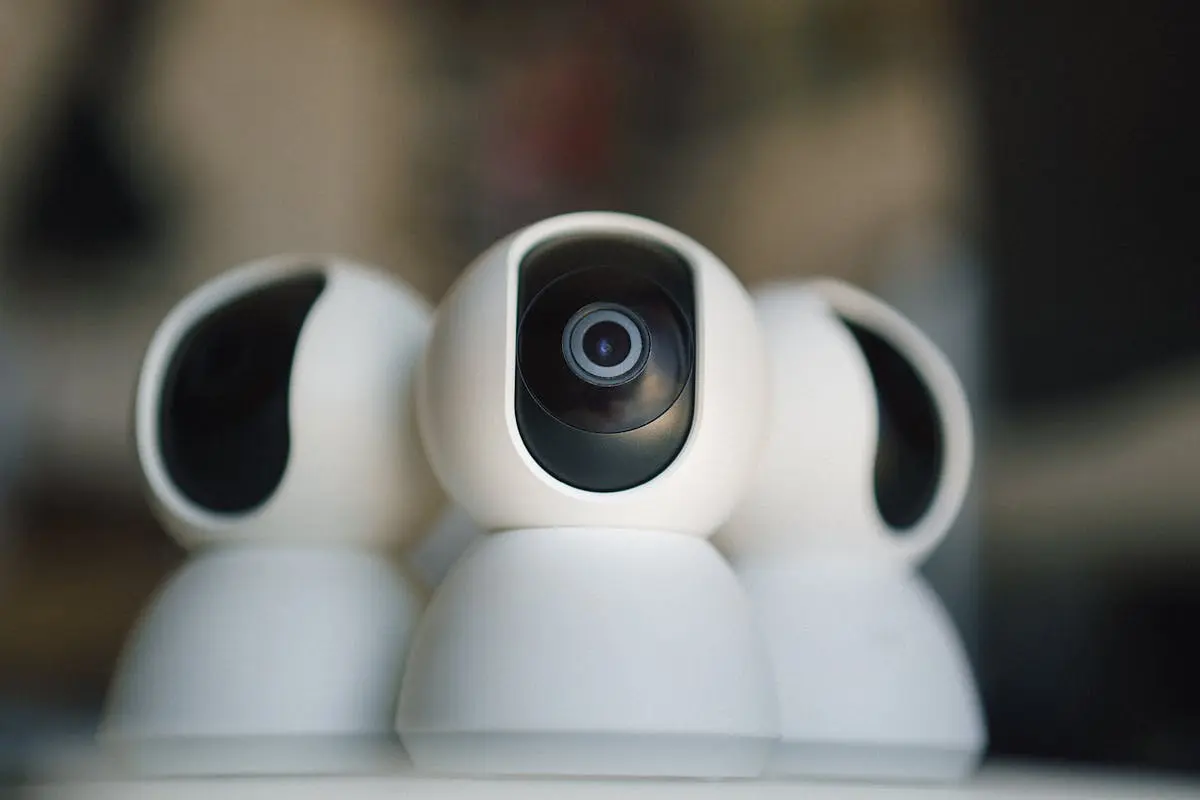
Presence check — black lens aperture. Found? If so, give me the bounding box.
[563,303,647,386]
[513,234,698,492]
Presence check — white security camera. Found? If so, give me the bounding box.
[102,254,444,777]
[397,212,779,778]
[714,278,985,782]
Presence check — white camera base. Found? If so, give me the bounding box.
[102,545,424,777]
[735,558,985,783]
[397,527,779,779]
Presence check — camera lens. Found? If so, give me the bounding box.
[562,303,647,386]
[583,322,631,367]
[517,256,692,436]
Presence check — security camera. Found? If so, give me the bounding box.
[102,254,444,777]
[714,278,985,783]
[397,212,779,779]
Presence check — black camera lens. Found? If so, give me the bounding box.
[518,262,691,435]
[583,322,630,367]
[563,303,647,386]
[514,234,697,492]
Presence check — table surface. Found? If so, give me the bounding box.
[22,760,1200,800]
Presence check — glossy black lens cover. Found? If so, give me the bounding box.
[513,233,697,492]
[581,319,632,368]
[519,265,691,434]
[159,272,326,514]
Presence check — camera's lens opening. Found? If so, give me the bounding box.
[562,303,648,386]
[516,239,694,437]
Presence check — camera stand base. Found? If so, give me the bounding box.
[101,545,422,777]
[398,527,778,779]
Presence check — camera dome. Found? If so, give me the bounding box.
[715,279,973,566]
[135,254,443,549]
[417,211,769,537]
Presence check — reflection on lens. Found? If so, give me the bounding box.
[583,321,631,367]
[562,303,648,386]
[196,335,252,391]
[516,254,693,436]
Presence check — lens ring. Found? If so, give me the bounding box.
[562,303,648,386]
[571,313,639,377]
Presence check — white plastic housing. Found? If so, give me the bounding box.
[716,279,973,566]
[737,559,985,781]
[417,211,769,537]
[101,545,423,776]
[134,253,443,550]
[715,278,985,782]
[399,213,778,777]
[107,255,445,776]
[398,527,779,778]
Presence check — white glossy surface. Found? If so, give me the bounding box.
[715,279,984,780]
[738,560,984,780]
[716,279,973,566]
[102,546,424,775]
[135,253,443,550]
[418,211,769,537]
[397,527,778,778]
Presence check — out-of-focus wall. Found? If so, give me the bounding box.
[0,2,95,228]
[674,0,972,286]
[4,0,447,502]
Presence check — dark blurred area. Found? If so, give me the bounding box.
[966,0,1200,770]
[0,0,1196,779]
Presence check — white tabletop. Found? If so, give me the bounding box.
[22,760,1200,800]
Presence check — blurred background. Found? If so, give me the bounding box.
[0,0,1197,781]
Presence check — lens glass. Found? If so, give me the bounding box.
[562,303,647,386]
[517,260,693,435]
[582,321,630,368]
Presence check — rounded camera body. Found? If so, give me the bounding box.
[103,255,442,777]
[135,254,442,550]
[398,213,779,779]
[714,279,985,782]
[417,211,768,534]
